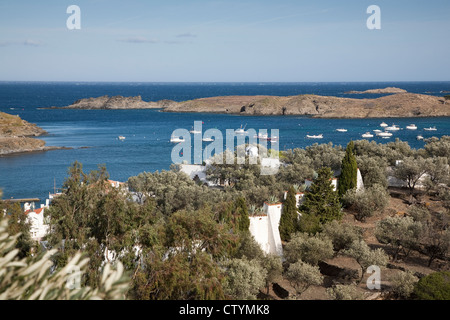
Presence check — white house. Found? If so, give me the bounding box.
[249,202,283,257]
[304,168,364,192]
[24,205,49,241]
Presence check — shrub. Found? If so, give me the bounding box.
[413,271,450,300]
[326,283,363,300]
[390,271,419,299]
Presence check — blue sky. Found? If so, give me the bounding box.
[0,0,449,82]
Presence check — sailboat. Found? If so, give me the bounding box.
[235,124,247,134]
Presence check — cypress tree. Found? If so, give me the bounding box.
[299,167,342,234]
[279,186,299,241]
[236,197,250,232]
[338,141,358,198]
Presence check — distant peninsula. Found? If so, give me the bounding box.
[50,92,450,118]
[344,87,408,94]
[0,112,64,156]
[48,95,176,110]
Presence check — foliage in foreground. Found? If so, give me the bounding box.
[0,219,129,300]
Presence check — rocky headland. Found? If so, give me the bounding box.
[50,95,176,110]
[0,112,63,156]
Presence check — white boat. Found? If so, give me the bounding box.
[306,134,323,139]
[362,132,374,138]
[254,132,278,141]
[190,129,202,134]
[235,124,247,134]
[382,136,391,139]
[417,135,424,140]
[424,126,437,131]
[385,125,400,131]
[118,136,126,140]
[336,129,347,132]
[373,129,382,133]
[406,124,417,130]
[202,137,214,142]
[380,122,388,127]
[377,131,393,137]
[170,137,185,143]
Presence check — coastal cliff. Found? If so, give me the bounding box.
[163,93,449,118]
[0,112,57,155]
[54,95,175,110]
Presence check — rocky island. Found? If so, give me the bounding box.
[50,95,175,110]
[51,92,450,118]
[162,92,450,118]
[0,112,62,156]
[344,87,408,94]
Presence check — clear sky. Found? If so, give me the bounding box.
[0,0,449,82]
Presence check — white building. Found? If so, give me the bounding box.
[249,202,283,257]
[304,168,364,192]
[24,204,49,241]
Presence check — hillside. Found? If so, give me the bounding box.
[0,112,56,155]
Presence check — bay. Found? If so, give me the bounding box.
[0,81,449,201]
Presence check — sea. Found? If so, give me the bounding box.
[0,81,449,202]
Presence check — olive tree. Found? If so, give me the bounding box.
[375,216,423,261]
[284,261,323,296]
[283,232,334,265]
[343,184,390,222]
[343,240,389,283]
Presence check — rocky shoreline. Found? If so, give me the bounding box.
[162,92,450,118]
[48,95,176,110]
[50,92,450,118]
[0,112,64,156]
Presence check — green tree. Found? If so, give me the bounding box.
[338,141,358,198]
[236,197,250,232]
[414,271,450,300]
[393,157,428,195]
[222,257,267,300]
[260,254,283,295]
[375,216,423,261]
[343,184,390,222]
[322,220,363,253]
[343,240,389,283]
[5,202,34,258]
[279,186,299,241]
[284,261,323,296]
[298,167,342,234]
[283,232,334,265]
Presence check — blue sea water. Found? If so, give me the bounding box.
[0,81,449,201]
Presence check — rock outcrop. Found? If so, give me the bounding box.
[345,87,408,94]
[53,95,176,110]
[163,93,449,118]
[0,112,60,156]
